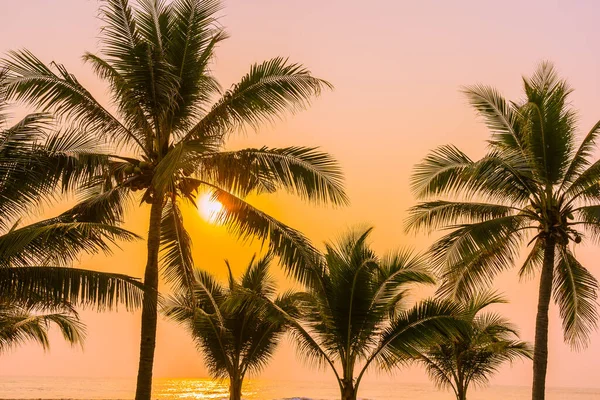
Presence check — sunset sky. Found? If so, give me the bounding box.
[1,0,600,390]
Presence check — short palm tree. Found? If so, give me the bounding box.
[269,227,462,400]
[0,70,144,310]
[1,1,346,398]
[416,292,532,400]
[0,300,84,354]
[407,62,600,400]
[163,254,301,400]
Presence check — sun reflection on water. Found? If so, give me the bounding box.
[153,378,259,399]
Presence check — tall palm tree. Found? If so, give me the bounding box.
[407,62,600,400]
[262,227,462,400]
[0,70,144,310]
[164,254,301,400]
[416,292,532,400]
[1,1,347,398]
[0,300,85,354]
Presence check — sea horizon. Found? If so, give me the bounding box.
[1,376,599,400]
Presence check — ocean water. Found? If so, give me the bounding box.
[0,377,598,399]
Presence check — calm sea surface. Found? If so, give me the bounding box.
[0,377,598,399]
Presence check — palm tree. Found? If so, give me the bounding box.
[416,292,532,400]
[264,227,462,400]
[0,300,85,354]
[0,70,144,310]
[1,1,347,398]
[407,62,600,400]
[163,254,301,400]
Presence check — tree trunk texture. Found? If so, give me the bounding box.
[531,237,556,400]
[340,381,357,400]
[134,195,164,400]
[229,376,243,400]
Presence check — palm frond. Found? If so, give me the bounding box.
[0,303,85,353]
[82,52,152,145]
[204,185,322,286]
[166,0,225,132]
[159,200,194,292]
[553,248,598,349]
[185,57,332,141]
[433,216,528,299]
[564,159,600,202]
[518,239,544,280]
[69,185,133,226]
[410,145,473,199]
[151,138,217,194]
[0,267,144,311]
[462,84,525,153]
[198,147,347,205]
[561,120,600,189]
[239,253,276,297]
[98,0,141,64]
[1,50,139,149]
[370,299,463,372]
[412,145,534,204]
[406,201,516,233]
[0,215,138,269]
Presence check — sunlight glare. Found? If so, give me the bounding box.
[198,193,224,223]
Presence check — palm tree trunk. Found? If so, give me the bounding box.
[135,194,164,400]
[532,237,555,400]
[456,386,467,400]
[229,376,243,400]
[340,380,357,400]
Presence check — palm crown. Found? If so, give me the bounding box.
[163,254,301,400]
[416,292,532,400]
[1,1,347,398]
[278,227,463,400]
[2,0,346,283]
[408,62,599,399]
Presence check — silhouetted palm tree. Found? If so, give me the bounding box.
[408,62,600,400]
[0,300,84,354]
[416,292,532,400]
[266,227,462,400]
[163,254,301,400]
[1,1,346,398]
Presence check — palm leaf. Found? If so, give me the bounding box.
[0,216,138,269]
[166,0,225,132]
[406,201,516,233]
[159,200,194,292]
[553,248,599,349]
[0,267,144,311]
[185,57,332,141]
[0,303,85,353]
[462,84,525,154]
[203,185,322,286]
[1,50,139,149]
[197,147,347,205]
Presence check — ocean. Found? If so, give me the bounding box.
[0,377,598,399]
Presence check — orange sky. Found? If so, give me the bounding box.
[1,0,600,390]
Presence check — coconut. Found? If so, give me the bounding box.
[140,161,152,170]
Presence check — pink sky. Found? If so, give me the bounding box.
[1,0,600,390]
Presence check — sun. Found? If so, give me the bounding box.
[198,193,224,223]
